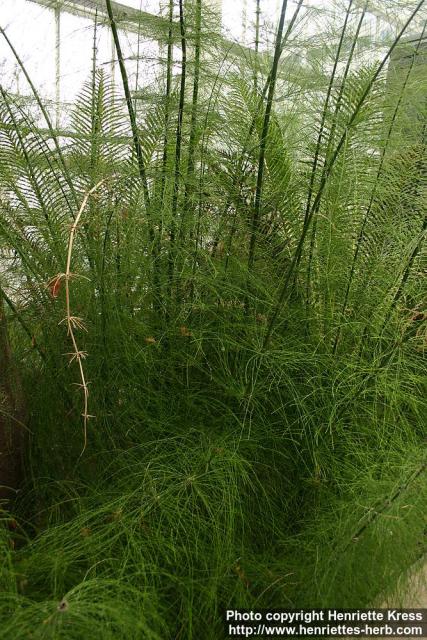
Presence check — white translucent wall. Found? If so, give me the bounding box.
[0,0,413,130]
[0,0,56,98]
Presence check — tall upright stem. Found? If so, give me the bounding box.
[254,0,261,93]
[247,0,288,276]
[304,0,355,308]
[334,22,427,354]
[261,0,426,349]
[167,0,187,301]
[180,0,202,243]
[105,0,153,241]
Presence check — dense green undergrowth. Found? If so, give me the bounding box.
[0,0,426,637]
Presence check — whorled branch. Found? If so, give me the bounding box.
[52,179,106,454]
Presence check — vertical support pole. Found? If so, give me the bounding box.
[134,0,143,116]
[254,0,261,92]
[242,0,247,44]
[111,31,116,93]
[55,5,60,129]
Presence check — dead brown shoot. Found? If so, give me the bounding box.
[63,179,106,455]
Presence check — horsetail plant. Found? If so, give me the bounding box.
[0,1,426,637]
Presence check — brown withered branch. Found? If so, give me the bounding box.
[52,179,107,455]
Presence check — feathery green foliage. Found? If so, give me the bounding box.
[0,0,426,637]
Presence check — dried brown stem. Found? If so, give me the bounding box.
[63,179,105,454]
